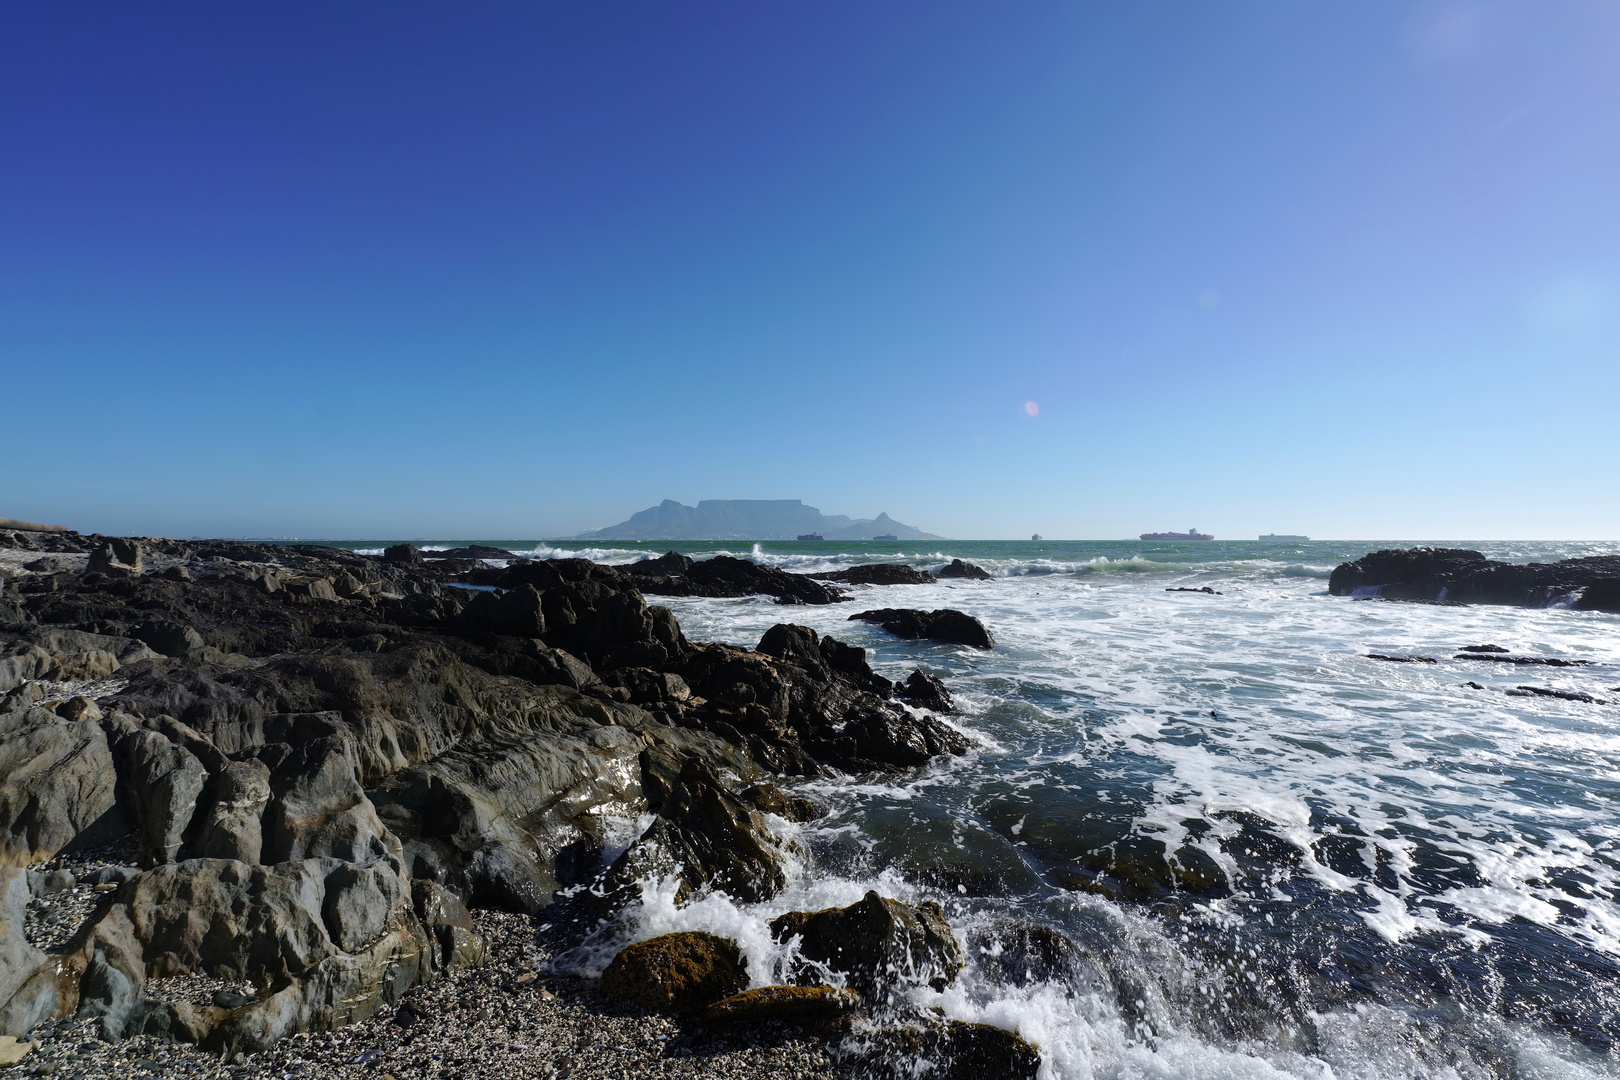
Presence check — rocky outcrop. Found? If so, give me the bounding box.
[598,931,748,1012]
[936,559,991,581]
[625,553,847,606]
[769,891,964,999]
[1329,548,1620,610]
[812,564,935,586]
[0,529,977,1053]
[849,609,995,649]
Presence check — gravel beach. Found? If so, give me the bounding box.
[7,909,844,1079]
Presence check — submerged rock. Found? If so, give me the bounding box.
[841,1018,1041,1080]
[598,931,748,1013]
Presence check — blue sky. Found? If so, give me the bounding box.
[3,1,1617,540]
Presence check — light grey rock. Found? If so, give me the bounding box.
[0,868,64,1036]
[0,707,123,867]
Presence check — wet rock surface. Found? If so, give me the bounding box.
[0,529,1035,1074]
[935,559,991,581]
[1329,547,1620,610]
[811,564,935,586]
[848,609,995,649]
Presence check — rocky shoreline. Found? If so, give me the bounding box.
[0,529,1025,1076]
[1328,547,1620,610]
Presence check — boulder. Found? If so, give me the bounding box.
[106,720,208,866]
[0,707,123,867]
[598,931,748,1013]
[87,538,143,576]
[769,890,964,999]
[937,559,992,581]
[189,759,269,863]
[705,984,860,1025]
[849,609,994,649]
[382,544,423,566]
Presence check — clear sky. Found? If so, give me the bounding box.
[3,2,1617,540]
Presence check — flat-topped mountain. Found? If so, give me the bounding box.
[577,499,943,541]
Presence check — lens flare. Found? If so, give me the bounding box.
[1023,400,1039,417]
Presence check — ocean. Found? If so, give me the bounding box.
[339,537,1620,1078]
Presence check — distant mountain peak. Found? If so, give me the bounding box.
[576,499,943,541]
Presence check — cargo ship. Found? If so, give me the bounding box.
[796,533,824,541]
[1140,529,1213,541]
[1259,534,1309,541]
[872,534,898,541]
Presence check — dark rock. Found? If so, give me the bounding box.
[601,759,789,905]
[769,890,964,999]
[87,538,143,576]
[937,559,991,581]
[812,564,936,586]
[1507,686,1609,704]
[1166,586,1221,595]
[410,880,486,975]
[837,705,969,770]
[598,932,748,1013]
[968,923,1085,986]
[705,984,860,1026]
[1465,681,1486,690]
[629,553,846,605]
[740,783,822,822]
[849,609,994,649]
[133,621,205,658]
[382,544,423,566]
[1452,654,1589,667]
[1330,548,1620,609]
[1367,654,1436,663]
[843,1018,1041,1079]
[1459,644,1509,653]
[1577,578,1620,612]
[895,670,953,713]
[421,545,514,562]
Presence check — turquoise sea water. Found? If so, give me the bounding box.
[319,538,1620,1078]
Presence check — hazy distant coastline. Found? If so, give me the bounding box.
[576,498,943,541]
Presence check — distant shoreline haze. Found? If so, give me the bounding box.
[574,499,945,541]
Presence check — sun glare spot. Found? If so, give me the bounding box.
[1023,400,1039,417]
